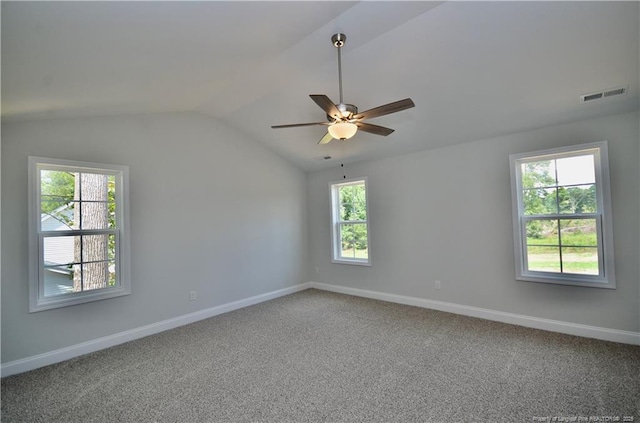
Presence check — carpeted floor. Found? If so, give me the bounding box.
[2,289,639,422]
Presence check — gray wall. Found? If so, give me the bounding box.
[2,110,638,365]
[1,112,308,363]
[308,111,639,332]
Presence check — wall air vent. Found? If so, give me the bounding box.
[603,87,627,97]
[580,85,627,103]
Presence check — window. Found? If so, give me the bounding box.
[330,178,371,266]
[509,141,615,288]
[28,157,131,312]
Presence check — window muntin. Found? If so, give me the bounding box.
[510,142,615,288]
[29,157,130,311]
[330,178,371,265]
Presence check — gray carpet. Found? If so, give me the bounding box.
[2,289,639,422]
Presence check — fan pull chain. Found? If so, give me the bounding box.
[342,163,346,179]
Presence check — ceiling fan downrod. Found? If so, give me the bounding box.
[332,33,346,107]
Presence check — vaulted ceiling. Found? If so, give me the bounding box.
[2,1,638,171]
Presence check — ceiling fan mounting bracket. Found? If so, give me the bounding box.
[331,33,346,48]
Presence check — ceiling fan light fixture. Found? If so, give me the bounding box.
[328,122,358,140]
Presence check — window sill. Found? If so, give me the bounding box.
[332,258,372,267]
[30,286,130,313]
[517,273,615,289]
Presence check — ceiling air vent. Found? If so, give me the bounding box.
[580,85,627,103]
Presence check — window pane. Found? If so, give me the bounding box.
[79,172,110,201]
[352,200,367,220]
[341,201,367,221]
[352,183,366,203]
[44,234,115,267]
[561,247,599,275]
[527,245,561,273]
[352,227,368,259]
[40,170,76,208]
[558,185,597,214]
[40,171,115,231]
[559,219,597,247]
[526,219,558,245]
[339,223,354,256]
[41,201,77,230]
[523,187,557,215]
[40,170,77,230]
[107,175,116,228]
[79,201,110,230]
[43,236,75,267]
[82,234,115,262]
[351,184,366,220]
[43,244,115,293]
[340,201,354,221]
[341,244,356,259]
[340,223,368,260]
[41,200,113,231]
[521,160,556,189]
[339,185,352,221]
[82,261,113,291]
[108,261,117,286]
[556,155,595,186]
[339,184,367,221]
[43,265,75,297]
[339,185,353,207]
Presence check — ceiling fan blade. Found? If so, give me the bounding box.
[352,98,415,120]
[355,122,395,136]
[271,122,330,129]
[310,94,342,119]
[318,132,333,145]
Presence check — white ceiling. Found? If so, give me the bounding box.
[2,1,638,171]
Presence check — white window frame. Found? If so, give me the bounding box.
[329,177,372,266]
[509,141,615,288]
[28,157,131,312]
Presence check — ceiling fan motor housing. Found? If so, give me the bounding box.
[327,103,357,121]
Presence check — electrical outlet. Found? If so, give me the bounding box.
[190,291,197,301]
[435,280,441,290]
[315,267,320,274]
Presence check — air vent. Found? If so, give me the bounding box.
[583,92,603,102]
[603,87,626,97]
[580,85,627,103]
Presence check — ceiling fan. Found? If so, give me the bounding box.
[271,33,415,145]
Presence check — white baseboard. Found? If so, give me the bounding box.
[310,282,640,346]
[1,282,312,378]
[3,280,637,377]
